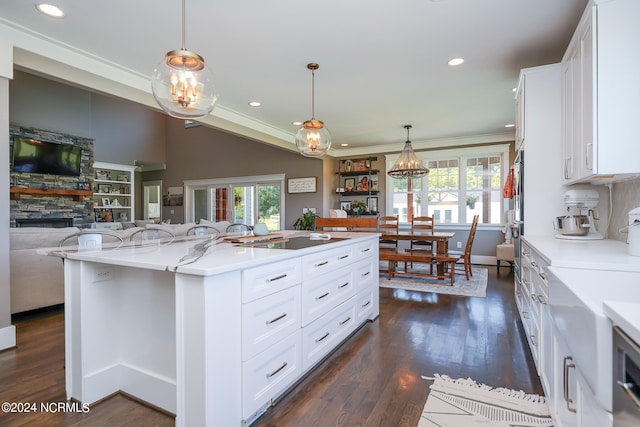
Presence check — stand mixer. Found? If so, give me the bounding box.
[555,189,603,240]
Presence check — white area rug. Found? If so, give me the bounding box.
[419,374,553,427]
[379,263,487,298]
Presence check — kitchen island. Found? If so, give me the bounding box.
[43,231,380,426]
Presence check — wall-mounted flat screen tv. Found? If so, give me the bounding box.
[12,137,82,177]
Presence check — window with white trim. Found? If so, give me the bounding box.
[386,145,509,225]
[184,174,285,231]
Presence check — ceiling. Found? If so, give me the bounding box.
[0,0,588,157]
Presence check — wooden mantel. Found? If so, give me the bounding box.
[10,187,93,201]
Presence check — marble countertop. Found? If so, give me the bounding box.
[39,230,379,276]
[523,235,640,272]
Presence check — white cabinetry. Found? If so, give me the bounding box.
[553,327,612,427]
[516,241,553,397]
[93,162,136,222]
[515,64,565,236]
[562,0,640,184]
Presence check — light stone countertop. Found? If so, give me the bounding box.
[604,301,640,346]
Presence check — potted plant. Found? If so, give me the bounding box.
[349,200,367,216]
[293,211,317,230]
[466,195,478,209]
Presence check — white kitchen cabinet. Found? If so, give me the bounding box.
[552,325,612,427]
[562,0,640,184]
[93,162,136,222]
[515,64,565,236]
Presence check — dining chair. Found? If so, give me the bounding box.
[59,230,124,250]
[442,214,479,280]
[226,223,253,235]
[129,228,175,245]
[378,215,399,253]
[406,216,435,271]
[186,225,221,237]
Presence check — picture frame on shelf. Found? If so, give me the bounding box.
[101,197,110,206]
[340,201,351,211]
[357,175,370,191]
[353,159,370,172]
[344,178,356,192]
[97,184,110,194]
[367,197,378,213]
[371,179,378,191]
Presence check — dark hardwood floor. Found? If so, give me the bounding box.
[0,266,540,426]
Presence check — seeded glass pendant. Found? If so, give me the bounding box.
[296,63,331,157]
[387,125,429,178]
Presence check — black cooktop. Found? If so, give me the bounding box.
[259,236,348,250]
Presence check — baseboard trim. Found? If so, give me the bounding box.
[0,324,16,351]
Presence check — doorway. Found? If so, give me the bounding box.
[143,180,162,222]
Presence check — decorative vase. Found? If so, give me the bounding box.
[253,222,269,236]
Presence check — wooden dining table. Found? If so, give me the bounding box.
[379,231,456,278]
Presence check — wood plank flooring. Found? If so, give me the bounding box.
[0,267,540,426]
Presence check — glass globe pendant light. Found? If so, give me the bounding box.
[296,63,331,157]
[151,0,218,119]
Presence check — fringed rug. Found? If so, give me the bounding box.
[379,263,487,298]
[419,374,553,426]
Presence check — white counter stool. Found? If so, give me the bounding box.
[496,243,514,269]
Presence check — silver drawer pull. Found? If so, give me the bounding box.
[537,295,547,304]
[361,248,371,252]
[316,292,330,300]
[362,300,371,308]
[339,282,350,289]
[339,316,351,325]
[315,261,329,267]
[338,255,349,260]
[267,274,287,283]
[530,335,536,346]
[563,356,576,413]
[266,313,287,325]
[266,361,288,378]
[315,332,330,343]
[361,271,370,277]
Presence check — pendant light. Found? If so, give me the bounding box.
[151,0,218,119]
[387,125,429,178]
[296,63,331,157]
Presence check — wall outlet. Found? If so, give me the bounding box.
[93,267,114,283]
[456,242,462,249]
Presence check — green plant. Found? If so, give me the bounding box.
[349,200,367,216]
[293,211,317,230]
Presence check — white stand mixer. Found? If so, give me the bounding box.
[556,189,604,240]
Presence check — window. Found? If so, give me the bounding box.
[386,145,509,225]
[184,174,285,231]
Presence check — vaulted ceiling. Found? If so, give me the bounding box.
[0,0,588,156]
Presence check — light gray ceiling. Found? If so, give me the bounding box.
[0,0,588,156]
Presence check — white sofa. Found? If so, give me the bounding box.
[10,227,79,314]
[9,220,232,314]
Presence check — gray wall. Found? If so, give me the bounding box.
[1,75,12,346]
[143,119,324,227]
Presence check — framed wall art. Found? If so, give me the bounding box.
[287,177,317,194]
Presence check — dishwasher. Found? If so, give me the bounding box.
[613,326,640,426]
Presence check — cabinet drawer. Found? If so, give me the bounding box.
[354,258,376,292]
[242,286,301,361]
[351,239,378,261]
[356,287,376,322]
[242,330,301,421]
[301,245,354,278]
[242,258,302,303]
[301,267,355,326]
[302,299,356,371]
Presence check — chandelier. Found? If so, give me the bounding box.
[151,0,218,119]
[387,125,429,178]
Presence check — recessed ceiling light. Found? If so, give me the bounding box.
[341,143,349,147]
[447,58,464,67]
[248,101,261,107]
[512,87,517,92]
[505,124,515,128]
[36,4,65,18]
[292,121,303,126]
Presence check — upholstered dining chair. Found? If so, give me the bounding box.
[378,215,399,253]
